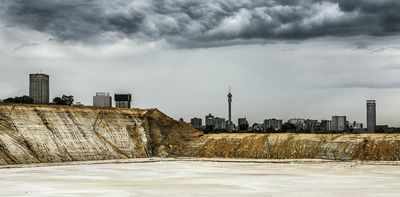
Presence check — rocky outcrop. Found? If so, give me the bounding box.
[0,104,201,165]
[185,133,400,161]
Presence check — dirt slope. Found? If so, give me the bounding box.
[1,104,400,165]
[185,133,400,161]
[0,104,201,165]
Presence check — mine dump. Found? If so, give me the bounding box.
[1,160,400,196]
[2,104,400,164]
[1,104,400,196]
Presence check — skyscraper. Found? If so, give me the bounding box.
[367,100,376,133]
[190,117,202,129]
[331,116,347,132]
[29,73,49,104]
[227,88,232,132]
[93,92,112,107]
[205,113,215,131]
[114,94,132,108]
[263,119,283,131]
[214,117,226,130]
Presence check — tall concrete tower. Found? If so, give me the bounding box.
[29,73,49,104]
[367,100,376,133]
[227,88,232,132]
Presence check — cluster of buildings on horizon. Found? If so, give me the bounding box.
[92,92,132,108]
[2,73,398,133]
[7,73,133,108]
[190,92,397,133]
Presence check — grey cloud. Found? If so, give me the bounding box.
[337,82,400,89]
[353,42,368,49]
[12,42,39,52]
[1,0,400,47]
[351,44,400,53]
[316,81,400,89]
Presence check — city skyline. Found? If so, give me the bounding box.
[1,1,400,126]
[0,72,392,128]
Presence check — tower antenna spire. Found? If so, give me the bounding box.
[227,87,232,132]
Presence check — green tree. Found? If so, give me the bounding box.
[2,97,15,103]
[2,95,33,104]
[15,96,34,103]
[62,95,74,105]
[282,123,296,132]
[53,97,64,105]
[52,95,74,105]
[239,122,249,131]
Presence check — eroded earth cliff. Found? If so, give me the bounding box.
[1,104,400,166]
[0,104,201,165]
[185,133,400,161]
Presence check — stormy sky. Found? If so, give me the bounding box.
[1,0,400,126]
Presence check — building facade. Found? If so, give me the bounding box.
[115,94,132,108]
[251,123,264,132]
[304,119,320,132]
[288,118,305,130]
[263,119,283,131]
[238,117,249,131]
[93,92,112,107]
[205,114,215,127]
[29,73,49,104]
[375,125,389,133]
[190,117,202,129]
[215,117,226,130]
[331,116,347,132]
[320,120,332,132]
[367,100,376,133]
[349,121,363,129]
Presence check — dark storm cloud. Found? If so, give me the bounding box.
[1,0,400,47]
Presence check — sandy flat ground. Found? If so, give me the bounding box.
[1,159,400,196]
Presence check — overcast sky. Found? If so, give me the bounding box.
[1,0,400,126]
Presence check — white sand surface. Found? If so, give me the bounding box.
[1,160,400,196]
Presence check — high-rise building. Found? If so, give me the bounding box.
[205,113,215,131]
[29,73,49,104]
[215,117,226,130]
[349,121,363,129]
[288,118,305,130]
[375,125,389,133]
[367,100,376,133]
[204,114,226,131]
[320,120,332,132]
[238,117,249,131]
[93,92,112,107]
[263,119,283,131]
[331,116,347,132]
[190,117,202,129]
[227,89,233,132]
[114,94,132,108]
[304,119,319,132]
[251,123,264,132]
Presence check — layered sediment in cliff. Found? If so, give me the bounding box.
[0,104,201,165]
[185,133,400,161]
[1,104,400,166]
